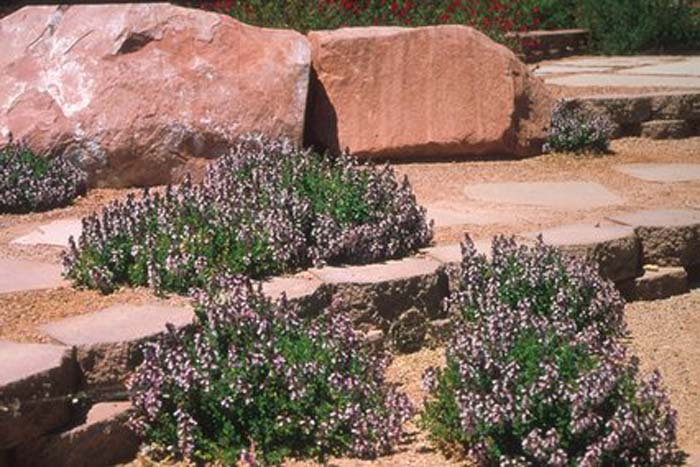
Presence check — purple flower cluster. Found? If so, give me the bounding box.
[543,101,614,154]
[421,236,684,465]
[0,140,86,213]
[127,273,414,464]
[63,134,432,294]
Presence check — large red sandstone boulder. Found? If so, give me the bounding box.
[0,4,310,187]
[306,26,553,158]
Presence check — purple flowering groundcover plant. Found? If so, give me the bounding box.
[63,134,432,294]
[127,273,414,465]
[420,236,685,466]
[543,101,614,155]
[0,140,86,214]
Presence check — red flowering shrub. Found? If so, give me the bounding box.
[186,0,544,49]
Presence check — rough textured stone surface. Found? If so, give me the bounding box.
[464,181,622,210]
[259,272,331,318]
[311,258,448,329]
[609,209,700,267]
[11,218,82,247]
[306,25,553,159]
[521,223,641,282]
[426,318,452,346]
[640,119,691,139]
[614,163,700,183]
[0,4,310,187]
[0,341,78,449]
[40,304,193,389]
[559,92,700,138]
[388,308,427,353]
[618,267,689,302]
[0,258,66,294]
[14,401,139,467]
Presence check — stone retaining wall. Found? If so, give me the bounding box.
[561,92,700,139]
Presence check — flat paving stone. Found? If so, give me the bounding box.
[609,209,700,228]
[624,57,700,77]
[545,73,700,88]
[11,219,82,248]
[535,65,613,75]
[40,304,194,346]
[422,239,494,264]
[0,340,70,387]
[0,258,66,294]
[261,272,323,301]
[425,206,517,227]
[554,56,680,68]
[311,257,442,284]
[520,223,641,282]
[463,181,622,210]
[614,163,700,182]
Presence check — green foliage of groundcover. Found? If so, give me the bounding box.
[63,135,432,295]
[0,141,86,214]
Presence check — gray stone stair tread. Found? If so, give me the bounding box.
[0,258,67,294]
[310,257,441,284]
[39,304,194,346]
[0,340,69,386]
[614,164,700,183]
[463,181,622,210]
[609,209,700,227]
[11,219,82,247]
[521,223,635,245]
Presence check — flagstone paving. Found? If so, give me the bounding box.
[0,258,66,294]
[39,304,194,346]
[0,340,71,386]
[425,206,518,227]
[614,163,700,183]
[536,55,700,90]
[11,219,82,248]
[463,181,623,210]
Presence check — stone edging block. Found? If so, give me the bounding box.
[0,341,79,449]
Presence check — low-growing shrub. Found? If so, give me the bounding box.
[128,274,414,465]
[63,134,432,294]
[543,102,613,154]
[0,141,86,214]
[421,237,684,465]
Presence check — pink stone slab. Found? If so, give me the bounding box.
[39,304,194,346]
[609,209,700,228]
[464,181,622,210]
[425,206,517,227]
[422,239,494,263]
[0,258,67,294]
[0,340,70,386]
[260,272,323,300]
[11,219,82,247]
[614,163,700,183]
[310,257,441,284]
[521,223,635,245]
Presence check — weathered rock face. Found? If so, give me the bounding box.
[0,4,310,187]
[306,26,553,159]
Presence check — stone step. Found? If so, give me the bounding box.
[309,257,448,343]
[640,119,691,139]
[0,259,66,294]
[0,341,78,449]
[614,163,700,183]
[259,272,330,317]
[608,209,700,268]
[618,267,689,302]
[13,402,139,467]
[10,219,82,248]
[519,223,641,283]
[39,304,194,390]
